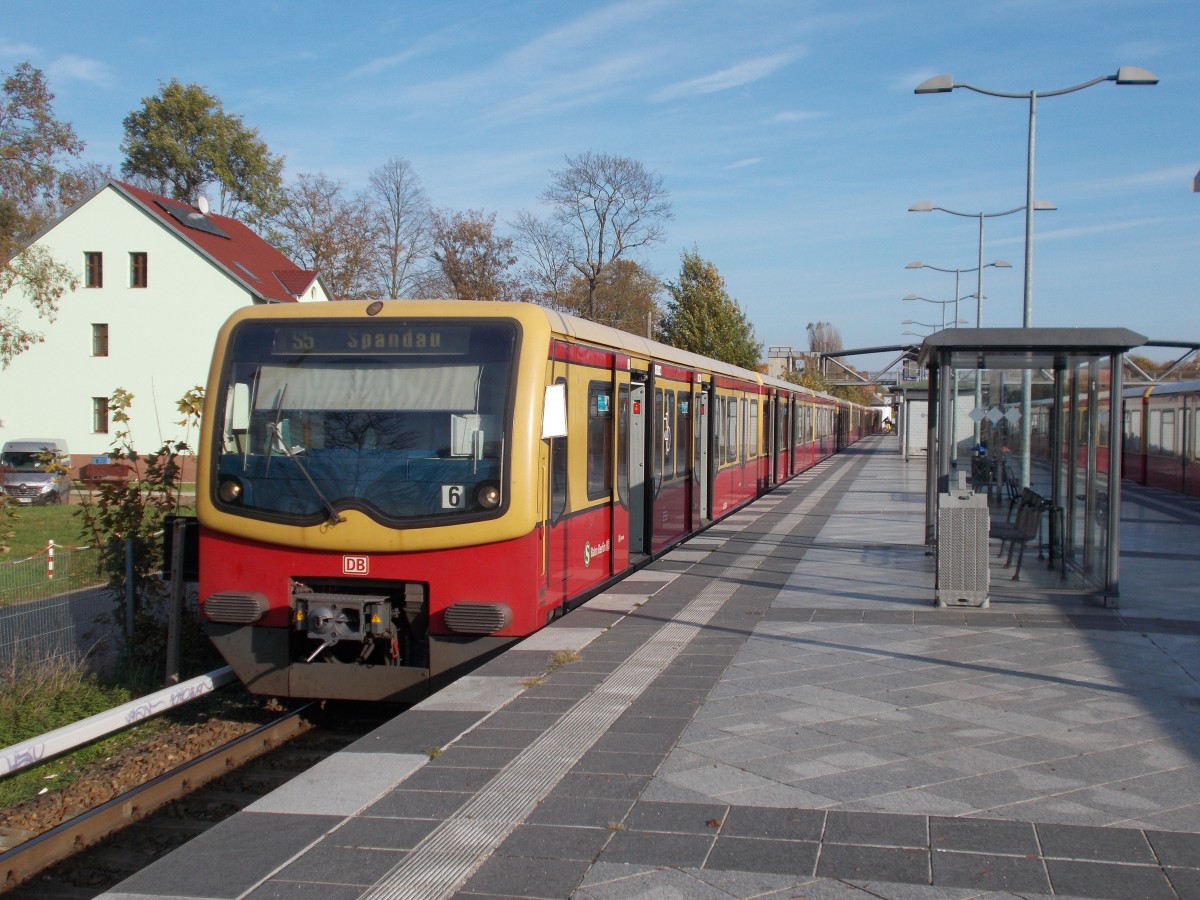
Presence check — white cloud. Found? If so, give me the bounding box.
[48,54,114,87]
[650,51,801,103]
[892,68,943,93]
[0,40,39,60]
[769,110,824,124]
[1035,216,1176,242]
[726,158,762,170]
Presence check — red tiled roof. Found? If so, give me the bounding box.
[112,181,317,303]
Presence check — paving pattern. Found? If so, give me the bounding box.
[100,437,1200,900]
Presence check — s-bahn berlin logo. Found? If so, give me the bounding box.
[583,539,611,568]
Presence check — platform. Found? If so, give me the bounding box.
[101,435,1200,899]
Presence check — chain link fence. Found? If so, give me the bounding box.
[0,544,119,672]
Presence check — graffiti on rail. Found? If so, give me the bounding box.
[123,680,217,724]
[1,742,46,774]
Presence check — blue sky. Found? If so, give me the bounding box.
[4,1,1197,364]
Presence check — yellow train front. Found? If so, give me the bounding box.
[196,301,873,702]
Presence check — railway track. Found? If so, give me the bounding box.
[1,700,399,898]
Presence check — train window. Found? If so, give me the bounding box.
[586,382,612,499]
[1149,408,1176,454]
[1192,408,1199,462]
[664,390,676,477]
[213,317,518,525]
[657,388,667,496]
[727,395,739,463]
[550,378,568,523]
[715,396,726,464]
[1125,409,1142,451]
[750,399,759,457]
[677,392,692,480]
[617,385,630,508]
[1161,408,1176,454]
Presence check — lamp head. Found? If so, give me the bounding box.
[909,201,934,212]
[1114,66,1159,85]
[905,261,924,269]
[1032,200,1057,211]
[915,74,954,94]
[992,260,1013,268]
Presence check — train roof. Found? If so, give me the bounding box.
[220,299,859,408]
[1123,379,1200,399]
[536,304,845,403]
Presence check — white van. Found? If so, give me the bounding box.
[0,439,71,505]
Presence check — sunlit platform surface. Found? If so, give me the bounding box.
[100,435,1200,900]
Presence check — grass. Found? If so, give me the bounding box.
[0,654,159,808]
[0,503,88,561]
[1,495,195,561]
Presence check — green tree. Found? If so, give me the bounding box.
[0,62,84,367]
[658,249,760,369]
[560,258,661,335]
[120,79,285,226]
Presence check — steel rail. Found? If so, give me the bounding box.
[0,701,315,892]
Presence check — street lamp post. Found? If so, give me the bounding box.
[905,260,1011,330]
[915,66,1158,488]
[904,293,980,330]
[907,259,1011,459]
[909,202,1054,325]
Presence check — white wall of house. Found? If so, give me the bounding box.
[1,188,261,461]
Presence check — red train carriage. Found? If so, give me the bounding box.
[1123,380,1200,498]
[191,301,873,701]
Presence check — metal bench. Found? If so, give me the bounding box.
[990,489,1049,581]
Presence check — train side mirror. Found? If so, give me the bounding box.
[542,384,567,439]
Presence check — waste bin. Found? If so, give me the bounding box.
[936,490,989,608]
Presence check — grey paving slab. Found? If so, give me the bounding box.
[111,812,341,899]
[1044,858,1178,899]
[98,439,1200,900]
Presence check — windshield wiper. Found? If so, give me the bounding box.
[271,421,345,526]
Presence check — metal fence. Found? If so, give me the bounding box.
[0,544,119,672]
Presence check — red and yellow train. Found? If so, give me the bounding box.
[1122,380,1200,498]
[193,301,876,701]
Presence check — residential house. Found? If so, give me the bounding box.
[1,180,333,475]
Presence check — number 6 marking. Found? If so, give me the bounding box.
[442,485,465,509]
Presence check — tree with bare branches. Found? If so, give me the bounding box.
[268,173,378,300]
[510,209,572,309]
[366,157,432,298]
[541,152,671,320]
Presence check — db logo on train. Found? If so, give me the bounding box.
[343,555,369,575]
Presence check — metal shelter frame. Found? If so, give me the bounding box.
[917,327,1147,603]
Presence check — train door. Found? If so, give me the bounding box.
[695,383,711,521]
[542,361,570,611]
[626,379,647,556]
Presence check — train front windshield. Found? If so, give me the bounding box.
[212,318,517,525]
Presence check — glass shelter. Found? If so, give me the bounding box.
[917,327,1146,604]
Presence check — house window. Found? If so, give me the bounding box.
[130,252,148,288]
[85,252,103,288]
[92,323,109,357]
[92,397,109,434]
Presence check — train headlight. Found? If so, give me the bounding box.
[476,482,501,509]
[218,477,243,504]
